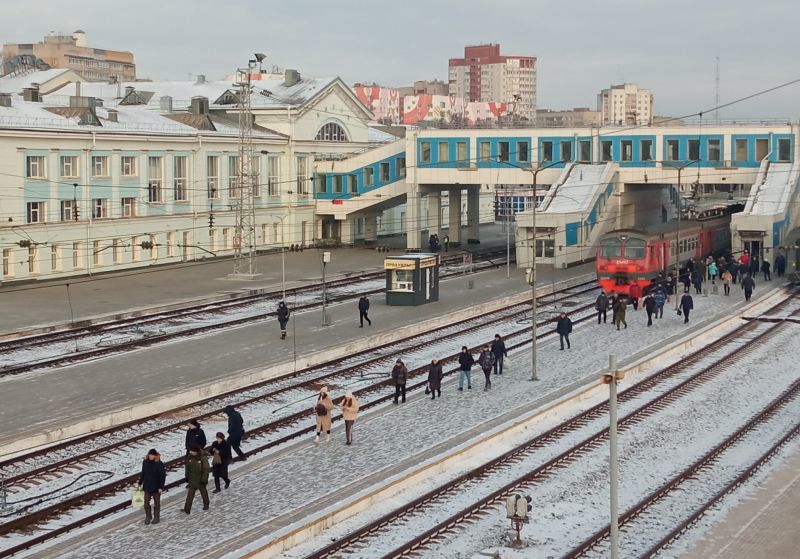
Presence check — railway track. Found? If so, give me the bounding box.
[0,249,510,379]
[295,292,799,559]
[0,279,595,558]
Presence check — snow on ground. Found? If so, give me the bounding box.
[11,286,779,558]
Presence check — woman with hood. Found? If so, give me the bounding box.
[138,448,166,524]
[223,405,246,461]
[339,391,359,445]
[427,359,443,400]
[314,386,335,443]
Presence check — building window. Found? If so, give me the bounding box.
[666,140,679,161]
[601,141,613,162]
[60,156,79,178]
[777,138,792,162]
[166,232,175,257]
[131,236,141,261]
[296,156,309,194]
[349,174,358,193]
[93,198,108,219]
[314,122,348,142]
[174,155,188,201]
[688,139,700,161]
[579,140,591,163]
[755,138,769,160]
[3,249,12,277]
[561,141,573,162]
[456,141,468,166]
[498,141,510,162]
[438,142,449,163]
[365,167,374,186]
[621,140,633,162]
[420,142,432,164]
[517,141,529,163]
[26,201,44,223]
[479,141,491,162]
[316,175,327,194]
[113,239,122,263]
[60,199,78,221]
[92,155,110,177]
[640,140,653,161]
[380,162,390,182]
[535,239,555,258]
[26,155,46,178]
[28,246,37,274]
[222,228,231,250]
[73,242,82,269]
[267,156,279,196]
[149,235,157,259]
[121,197,136,217]
[735,138,748,162]
[147,156,163,202]
[207,156,219,199]
[708,139,722,162]
[93,240,102,266]
[541,141,553,162]
[397,157,406,178]
[228,155,240,198]
[334,176,343,194]
[121,155,138,177]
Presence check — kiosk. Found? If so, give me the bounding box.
[384,254,440,306]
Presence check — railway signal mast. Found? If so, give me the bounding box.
[231,53,266,279]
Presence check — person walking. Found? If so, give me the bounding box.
[427,359,443,399]
[182,445,210,514]
[391,359,408,404]
[741,273,756,302]
[728,260,739,285]
[490,334,507,375]
[595,291,609,324]
[339,391,359,445]
[739,250,750,270]
[705,256,715,281]
[629,282,642,311]
[665,275,674,302]
[185,419,206,454]
[223,405,246,461]
[644,293,656,327]
[721,269,733,296]
[358,295,372,327]
[209,432,232,493]
[761,259,771,281]
[138,449,166,525]
[691,269,703,295]
[679,292,694,324]
[277,301,290,340]
[477,345,496,390]
[614,295,628,330]
[708,260,718,283]
[653,288,666,319]
[750,255,760,277]
[458,346,474,391]
[314,386,335,442]
[556,312,573,349]
[443,234,450,252]
[775,253,786,278]
[680,268,691,293]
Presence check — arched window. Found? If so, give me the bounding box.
[315,122,349,142]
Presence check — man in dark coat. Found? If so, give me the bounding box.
[728,260,739,285]
[613,295,627,330]
[277,302,290,339]
[209,432,232,493]
[680,293,694,324]
[458,346,474,391]
[358,295,372,327]
[775,253,786,277]
[653,288,666,319]
[182,445,210,514]
[644,293,657,327]
[477,345,496,390]
[761,260,771,281]
[427,359,443,400]
[595,291,609,324]
[138,449,166,524]
[185,419,206,453]
[490,334,508,375]
[391,359,408,404]
[223,405,246,461]
[741,274,756,301]
[556,312,573,350]
[691,269,703,294]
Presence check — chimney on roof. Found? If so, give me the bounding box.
[95,98,103,107]
[0,93,11,107]
[125,86,135,97]
[160,95,173,112]
[284,69,301,87]
[22,86,41,102]
[106,109,118,123]
[70,95,97,110]
[189,96,209,115]
[195,74,206,85]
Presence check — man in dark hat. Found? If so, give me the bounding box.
[223,405,246,461]
[185,419,207,454]
[138,448,166,524]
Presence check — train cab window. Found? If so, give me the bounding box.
[624,238,646,259]
[601,238,622,258]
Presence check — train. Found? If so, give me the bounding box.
[596,215,732,296]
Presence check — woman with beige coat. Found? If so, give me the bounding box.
[339,391,359,445]
[314,386,335,443]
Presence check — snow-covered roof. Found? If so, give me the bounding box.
[0,69,76,94]
[746,162,798,216]
[541,163,609,214]
[367,124,398,143]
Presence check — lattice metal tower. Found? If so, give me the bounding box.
[231,55,264,278]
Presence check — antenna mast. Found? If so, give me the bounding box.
[715,56,720,123]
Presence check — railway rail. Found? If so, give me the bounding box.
[0,248,510,379]
[296,292,799,559]
[0,278,594,558]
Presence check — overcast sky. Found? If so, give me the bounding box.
[3,0,799,118]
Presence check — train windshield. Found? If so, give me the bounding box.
[625,238,646,258]
[600,238,622,258]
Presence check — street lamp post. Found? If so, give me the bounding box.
[668,160,700,310]
[602,354,624,559]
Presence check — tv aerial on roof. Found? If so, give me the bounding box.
[254,53,267,63]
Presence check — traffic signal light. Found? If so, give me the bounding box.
[208,213,215,229]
